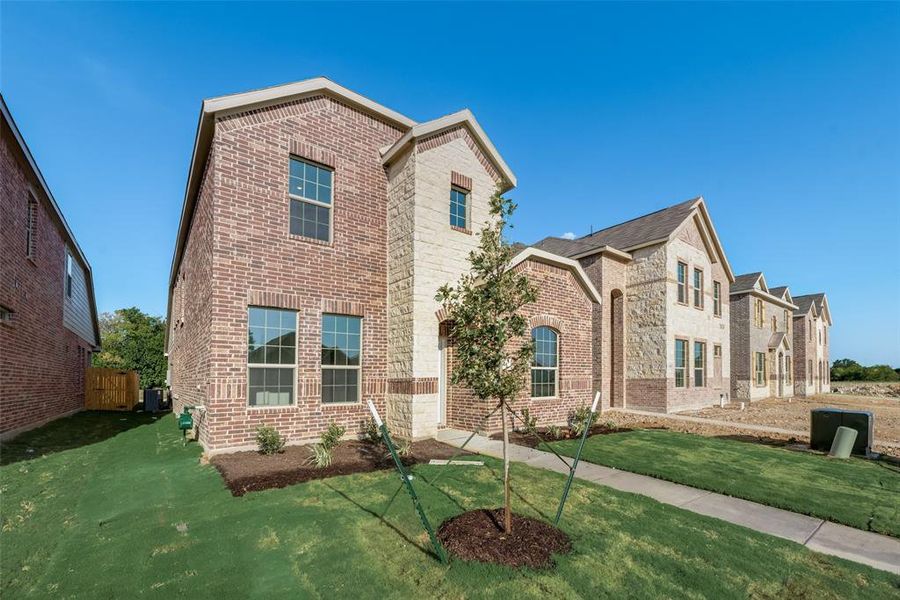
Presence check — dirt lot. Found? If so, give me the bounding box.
[679,394,900,454]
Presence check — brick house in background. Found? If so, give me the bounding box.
[792,293,832,396]
[729,273,796,401]
[165,78,599,452]
[533,197,735,413]
[1,95,101,439]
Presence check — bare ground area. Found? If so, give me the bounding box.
[672,394,900,455]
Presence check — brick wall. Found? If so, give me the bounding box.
[171,94,404,451]
[445,259,594,433]
[1,126,91,437]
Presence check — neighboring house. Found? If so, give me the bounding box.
[792,293,832,396]
[0,95,101,439]
[533,197,735,413]
[729,273,796,401]
[165,78,594,451]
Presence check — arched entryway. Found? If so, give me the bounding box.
[610,289,625,408]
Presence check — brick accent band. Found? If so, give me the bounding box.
[290,139,337,168]
[451,171,472,191]
[388,377,439,395]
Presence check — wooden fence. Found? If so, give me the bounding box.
[85,368,140,411]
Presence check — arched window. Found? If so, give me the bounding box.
[531,327,558,398]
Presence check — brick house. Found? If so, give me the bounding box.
[533,197,735,413]
[165,78,600,452]
[729,273,796,401]
[1,95,101,439]
[791,293,832,396]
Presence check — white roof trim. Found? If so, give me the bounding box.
[1,94,101,348]
[569,244,634,262]
[682,198,735,282]
[730,288,798,310]
[204,77,415,128]
[508,247,602,305]
[381,109,517,190]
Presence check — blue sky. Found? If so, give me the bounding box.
[3,2,898,365]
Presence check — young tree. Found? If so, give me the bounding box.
[92,307,167,388]
[436,188,537,533]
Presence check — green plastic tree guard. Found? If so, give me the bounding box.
[829,426,858,459]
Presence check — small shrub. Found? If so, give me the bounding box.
[517,408,538,436]
[307,444,333,469]
[397,439,413,458]
[547,424,562,440]
[362,418,382,445]
[569,404,596,438]
[321,422,346,451]
[256,425,285,455]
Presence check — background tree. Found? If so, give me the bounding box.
[92,307,167,388]
[831,358,899,382]
[436,188,537,533]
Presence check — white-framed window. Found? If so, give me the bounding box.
[755,352,766,387]
[693,268,704,308]
[289,157,333,242]
[713,281,722,316]
[531,326,558,398]
[677,262,687,304]
[675,339,688,388]
[450,186,468,230]
[693,341,706,387]
[754,298,764,328]
[322,314,362,404]
[26,194,36,259]
[65,253,73,298]
[248,307,297,406]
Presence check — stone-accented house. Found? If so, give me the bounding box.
[165,78,599,452]
[729,273,796,401]
[791,293,832,396]
[533,197,735,413]
[0,95,101,439]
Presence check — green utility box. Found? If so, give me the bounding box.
[810,408,873,456]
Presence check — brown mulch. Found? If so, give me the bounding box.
[437,508,572,569]
[491,424,634,449]
[212,440,467,496]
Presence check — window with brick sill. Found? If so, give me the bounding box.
[531,326,558,398]
[289,157,332,243]
[450,186,469,231]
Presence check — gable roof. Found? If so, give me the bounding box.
[794,293,832,325]
[768,332,791,351]
[380,109,516,190]
[1,94,101,348]
[507,248,602,305]
[532,196,734,281]
[730,272,796,309]
[731,272,765,294]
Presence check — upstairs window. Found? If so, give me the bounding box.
[322,314,362,404]
[450,187,468,230]
[713,281,722,316]
[772,316,777,332]
[676,262,687,304]
[783,309,789,332]
[675,339,687,388]
[26,195,36,259]
[693,268,704,308]
[248,307,297,406]
[65,253,73,298]
[754,298,764,328]
[531,327,558,398]
[289,157,332,242]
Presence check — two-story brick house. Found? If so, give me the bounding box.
[1,95,101,438]
[729,273,796,401]
[533,197,735,413]
[165,78,600,451]
[791,293,832,396]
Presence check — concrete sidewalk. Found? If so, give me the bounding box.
[435,428,900,574]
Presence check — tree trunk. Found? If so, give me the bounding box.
[501,399,512,534]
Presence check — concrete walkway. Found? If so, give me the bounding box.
[435,428,900,574]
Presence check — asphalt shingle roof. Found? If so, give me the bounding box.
[792,294,824,316]
[532,197,701,258]
[731,272,763,294]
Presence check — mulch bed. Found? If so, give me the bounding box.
[437,508,572,569]
[491,424,635,449]
[212,439,467,496]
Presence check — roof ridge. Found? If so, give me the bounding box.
[576,196,700,241]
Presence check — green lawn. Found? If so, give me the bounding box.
[547,429,900,537]
[1,413,897,599]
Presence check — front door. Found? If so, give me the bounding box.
[438,335,448,425]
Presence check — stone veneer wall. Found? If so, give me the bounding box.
[445,260,595,432]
